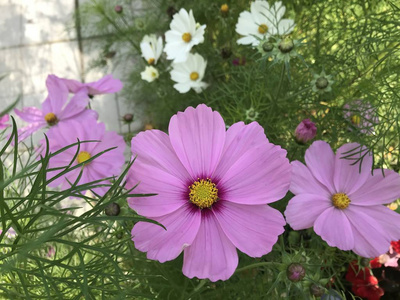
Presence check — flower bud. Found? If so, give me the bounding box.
[114,5,123,14]
[295,119,317,144]
[220,4,229,15]
[123,113,134,123]
[316,77,329,90]
[262,42,274,52]
[310,284,325,297]
[287,263,306,282]
[278,37,294,53]
[105,203,121,216]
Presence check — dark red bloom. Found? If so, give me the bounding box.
[346,261,384,300]
[370,257,382,269]
[390,240,400,253]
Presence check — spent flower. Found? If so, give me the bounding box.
[140,34,163,65]
[141,66,159,83]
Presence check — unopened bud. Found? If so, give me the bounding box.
[287,263,306,282]
[295,119,317,144]
[114,5,123,14]
[316,77,329,90]
[123,113,134,123]
[310,284,325,297]
[105,203,121,216]
[278,38,294,53]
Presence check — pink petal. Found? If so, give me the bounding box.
[314,207,354,251]
[213,201,285,257]
[127,129,192,217]
[14,107,45,123]
[87,75,123,95]
[348,205,400,248]
[44,75,69,114]
[132,204,201,263]
[168,104,226,179]
[217,143,291,205]
[213,121,268,180]
[333,143,372,194]
[285,194,332,230]
[344,206,391,257]
[349,169,400,205]
[305,141,335,193]
[61,78,84,93]
[182,211,238,282]
[58,89,90,120]
[290,161,331,198]
[17,123,46,142]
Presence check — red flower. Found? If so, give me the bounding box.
[370,257,382,269]
[346,261,384,300]
[390,240,400,253]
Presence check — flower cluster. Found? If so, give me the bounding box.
[14,74,125,196]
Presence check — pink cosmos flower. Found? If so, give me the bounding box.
[14,75,97,142]
[61,74,123,96]
[127,104,291,281]
[41,118,125,196]
[343,99,378,134]
[0,114,10,129]
[295,119,317,144]
[285,141,400,258]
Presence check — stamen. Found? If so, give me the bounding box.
[332,193,351,209]
[182,32,192,43]
[190,72,199,81]
[351,114,361,126]
[77,151,91,164]
[44,112,58,126]
[148,58,155,65]
[189,178,218,209]
[258,24,268,34]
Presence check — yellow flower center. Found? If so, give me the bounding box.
[332,193,351,209]
[44,112,58,126]
[221,4,229,13]
[258,24,268,34]
[190,72,199,81]
[351,114,361,126]
[189,178,218,209]
[182,32,192,43]
[148,58,155,65]
[151,72,157,78]
[77,151,91,164]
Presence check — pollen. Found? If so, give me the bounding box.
[189,178,218,209]
[258,24,268,34]
[148,58,155,65]
[220,4,229,13]
[182,32,192,43]
[77,151,91,164]
[332,193,351,209]
[190,72,199,81]
[44,112,58,126]
[351,114,361,126]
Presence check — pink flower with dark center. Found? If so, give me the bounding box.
[61,75,123,96]
[0,114,10,129]
[14,75,97,142]
[127,104,291,281]
[285,141,400,258]
[295,119,317,144]
[41,118,125,196]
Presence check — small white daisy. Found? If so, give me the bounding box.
[164,8,206,63]
[140,34,163,65]
[170,53,208,93]
[236,0,295,46]
[141,66,159,83]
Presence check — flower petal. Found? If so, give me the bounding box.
[44,75,69,114]
[213,201,285,257]
[58,89,90,120]
[86,75,123,95]
[14,107,45,123]
[132,204,201,263]
[314,207,354,251]
[217,142,291,205]
[182,211,238,282]
[349,169,400,205]
[168,104,226,179]
[290,161,331,198]
[127,129,192,217]
[305,141,336,193]
[344,206,391,257]
[285,194,332,230]
[333,143,372,194]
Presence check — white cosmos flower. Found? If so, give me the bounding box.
[164,8,206,63]
[170,53,208,93]
[236,0,295,46]
[141,66,159,83]
[140,34,163,65]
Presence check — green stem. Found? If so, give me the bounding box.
[235,262,281,273]
[275,64,286,100]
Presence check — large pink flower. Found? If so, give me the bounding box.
[14,75,97,142]
[127,104,291,281]
[285,141,400,258]
[41,118,125,196]
[61,74,123,96]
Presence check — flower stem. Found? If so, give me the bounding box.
[235,261,281,273]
